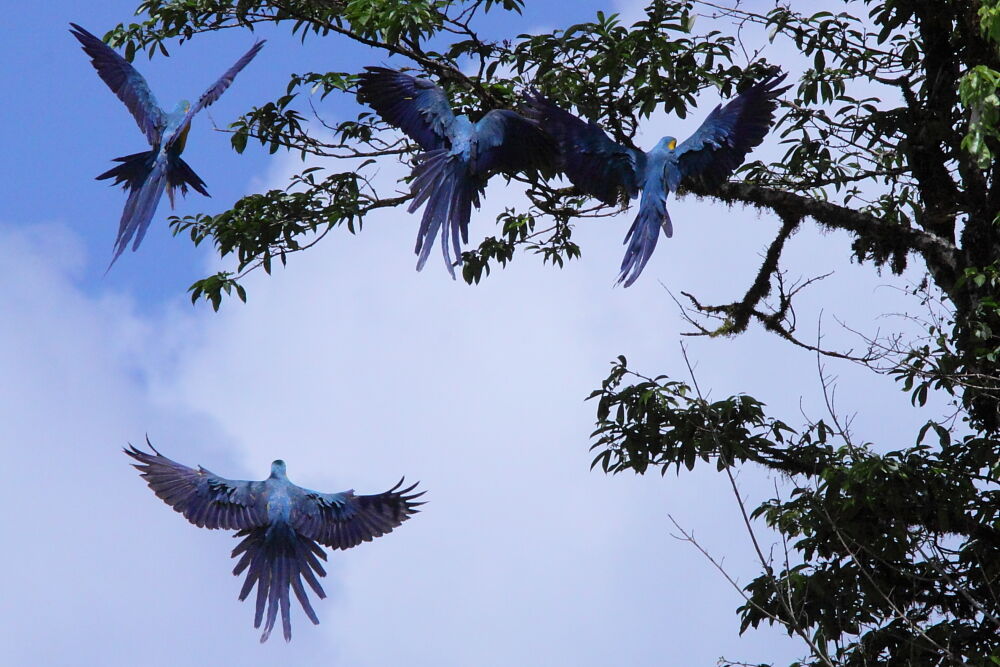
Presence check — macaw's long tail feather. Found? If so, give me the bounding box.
[100,151,210,268]
[618,184,672,287]
[231,524,328,643]
[408,149,480,278]
[107,154,168,269]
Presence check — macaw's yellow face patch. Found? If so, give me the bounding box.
[668,139,677,150]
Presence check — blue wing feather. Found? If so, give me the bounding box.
[675,71,789,189]
[70,23,166,145]
[96,150,155,192]
[472,109,556,176]
[167,39,266,147]
[357,67,456,151]
[125,440,263,530]
[292,479,424,550]
[523,91,643,206]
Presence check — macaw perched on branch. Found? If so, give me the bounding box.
[524,71,789,286]
[70,24,264,266]
[357,67,555,278]
[125,441,423,642]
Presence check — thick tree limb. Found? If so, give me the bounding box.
[693,181,960,276]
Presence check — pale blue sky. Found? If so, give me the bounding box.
[1,1,940,665]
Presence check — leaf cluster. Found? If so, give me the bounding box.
[591,357,1000,665]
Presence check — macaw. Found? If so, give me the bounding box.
[524,71,789,286]
[357,66,554,277]
[125,441,423,642]
[70,24,264,266]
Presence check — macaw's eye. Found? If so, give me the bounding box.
[668,139,677,150]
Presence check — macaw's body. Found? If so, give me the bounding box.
[70,24,264,266]
[525,71,789,286]
[125,442,423,642]
[357,67,555,277]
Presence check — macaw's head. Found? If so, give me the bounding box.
[657,136,678,151]
[174,99,192,114]
[270,459,287,478]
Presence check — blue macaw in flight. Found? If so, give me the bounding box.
[125,441,423,642]
[70,24,264,266]
[357,67,555,277]
[525,71,789,286]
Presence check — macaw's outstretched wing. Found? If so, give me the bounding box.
[125,440,264,530]
[70,23,166,146]
[292,479,425,550]
[472,109,556,177]
[357,67,456,151]
[522,91,644,206]
[675,71,789,190]
[167,39,266,146]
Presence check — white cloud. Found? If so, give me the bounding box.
[0,223,317,664]
[0,176,812,665]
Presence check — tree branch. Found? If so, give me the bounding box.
[692,181,960,276]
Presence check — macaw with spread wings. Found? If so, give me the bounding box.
[126,441,423,642]
[357,67,555,277]
[70,24,264,266]
[524,71,789,286]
